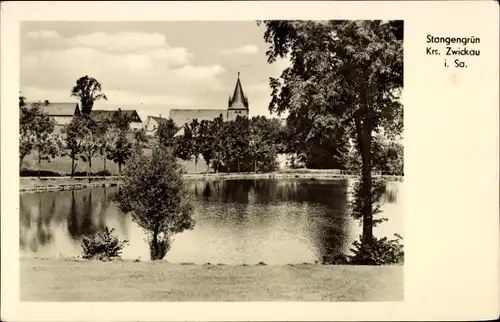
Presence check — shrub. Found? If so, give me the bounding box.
[72,170,113,177]
[96,170,112,177]
[348,233,404,265]
[320,253,350,265]
[81,227,128,261]
[20,168,62,177]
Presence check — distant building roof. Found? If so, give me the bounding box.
[169,109,227,128]
[29,102,80,117]
[148,116,169,124]
[90,109,142,123]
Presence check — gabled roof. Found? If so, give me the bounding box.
[148,116,169,124]
[90,109,142,123]
[29,102,80,117]
[169,109,226,128]
[228,74,248,110]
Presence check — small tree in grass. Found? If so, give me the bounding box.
[116,145,195,260]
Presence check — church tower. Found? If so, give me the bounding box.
[227,72,249,121]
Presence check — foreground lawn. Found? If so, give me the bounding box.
[21,258,403,301]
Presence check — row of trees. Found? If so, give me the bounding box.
[19,98,148,177]
[159,115,285,174]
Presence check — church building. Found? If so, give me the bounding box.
[169,73,249,134]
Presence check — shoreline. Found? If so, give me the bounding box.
[21,257,403,301]
[19,171,404,192]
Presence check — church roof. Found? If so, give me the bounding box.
[228,74,248,110]
[169,109,227,128]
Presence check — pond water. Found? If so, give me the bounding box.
[19,179,403,265]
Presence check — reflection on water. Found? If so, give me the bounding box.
[19,179,403,264]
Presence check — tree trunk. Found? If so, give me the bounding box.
[254,158,257,173]
[355,113,374,248]
[237,160,240,174]
[88,157,92,181]
[206,162,209,174]
[20,155,25,169]
[103,153,107,174]
[194,156,198,173]
[71,157,75,178]
[151,230,159,260]
[38,149,41,179]
[118,162,122,176]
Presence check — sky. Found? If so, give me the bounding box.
[20,21,291,121]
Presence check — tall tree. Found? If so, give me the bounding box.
[260,20,403,251]
[96,118,116,174]
[19,101,38,166]
[61,116,87,176]
[107,110,132,175]
[197,118,219,174]
[249,116,281,173]
[133,128,149,152]
[28,103,62,177]
[108,132,132,175]
[79,115,101,177]
[231,116,250,173]
[71,75,108,115]
[173,124,195,161]
[156,119,178,148]
[209,115,227,173]
[188,119,203,173]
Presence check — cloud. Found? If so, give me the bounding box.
[21,28,226,99]
[66,32,167,51]
[21,86,193,109]
[173,65,225,81]
[27,30,62,39]
[220,44,259,55]
[144,47,193,66]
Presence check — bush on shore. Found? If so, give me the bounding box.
[320,234,404,265]
[20,168,113,177]
[81,227,128,261]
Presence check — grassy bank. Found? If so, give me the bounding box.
[21,258,403,301]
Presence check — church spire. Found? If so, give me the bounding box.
[228,72,248,110]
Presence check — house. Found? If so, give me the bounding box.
[26,101,80,133]
[144,115,169,136]
[90,109,143,130]
[169,73,250,134]
[34,101,81,126]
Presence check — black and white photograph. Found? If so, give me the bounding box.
[17,19,404,302]
[2,1,500,321]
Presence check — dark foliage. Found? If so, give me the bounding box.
[81,227,128,261]
[20,168,62,177]
[348,233,404,265]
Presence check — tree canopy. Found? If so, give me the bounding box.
[71,75,108,115]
